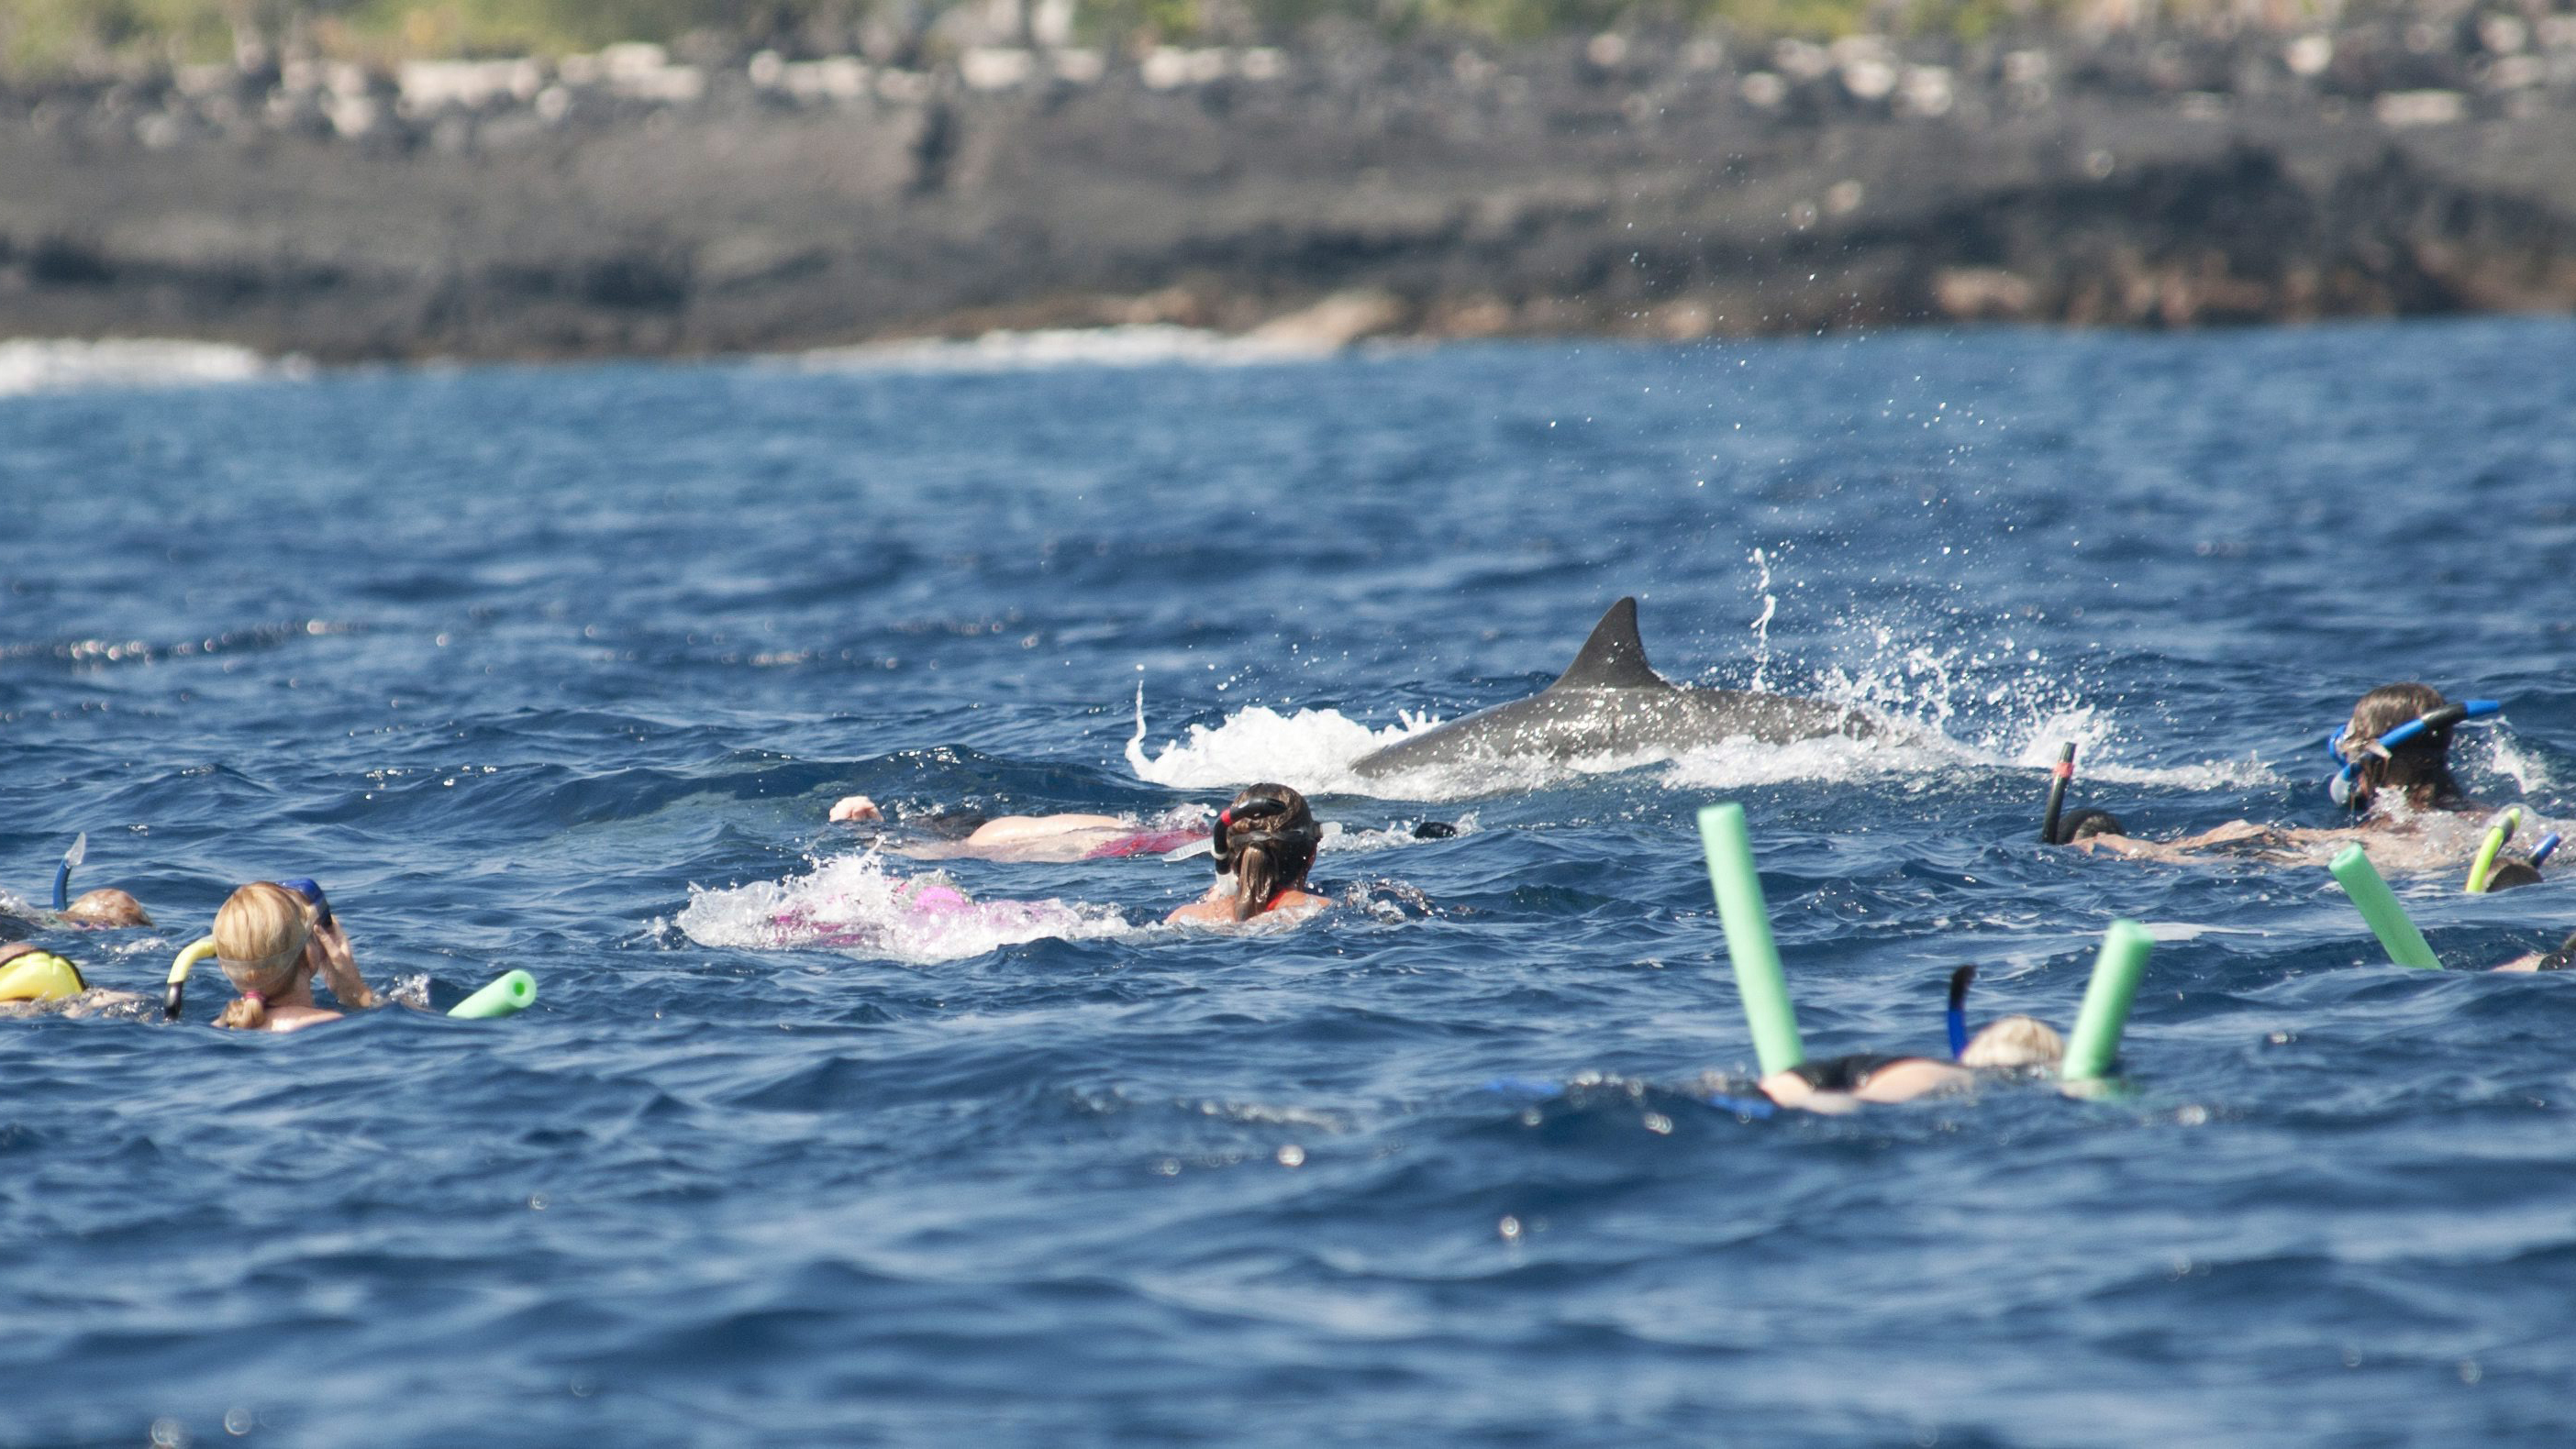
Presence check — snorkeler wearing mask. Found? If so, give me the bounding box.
[2069,684,2549,877]
[206,879,381,1033]
[1166,783,1332,925]
[1749,1014,2066,1113]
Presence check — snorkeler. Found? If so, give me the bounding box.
[10,834,155,929]
[0,941,155,1016]
[1751,1014,2065,1113]
[204,879,381,1033]
[828,792,1455,863]
[59,889,152,928]
[0,941,90,1004]
[2069,684,2549,873]
[1166,783,1331,925]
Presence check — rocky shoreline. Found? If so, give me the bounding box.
[6,24,2576,361]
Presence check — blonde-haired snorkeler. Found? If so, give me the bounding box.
[209,880,380,1033]
[1752,1015,2066,1115]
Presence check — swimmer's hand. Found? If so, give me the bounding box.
[830,795,883,824]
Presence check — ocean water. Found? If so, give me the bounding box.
[4,317,2574,1448]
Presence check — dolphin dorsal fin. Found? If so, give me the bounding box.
[1549,597,1664,691]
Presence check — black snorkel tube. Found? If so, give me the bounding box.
[2038,743,2076,845]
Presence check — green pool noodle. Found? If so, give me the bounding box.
[448,968,537,1019]
[2060,919,2154,1083]
[1695,802,1805,1077]
[2329,844,2440,968]
[2465,807,2521,894]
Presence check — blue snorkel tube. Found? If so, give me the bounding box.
[50,833,86,913]
[2327,699,2501,807]
[1946,964,1975,1059]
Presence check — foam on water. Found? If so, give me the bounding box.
[0,337,301,396]
[678,851,1136,962]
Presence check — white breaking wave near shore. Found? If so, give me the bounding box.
[0,337,308,397]
[789,324,1341,374]
[0,337,306,396]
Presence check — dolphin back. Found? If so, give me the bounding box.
[1350,597,1876,780]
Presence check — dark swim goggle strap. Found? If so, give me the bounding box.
[2325,700,2501,806]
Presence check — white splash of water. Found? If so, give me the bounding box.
[679,851,1135,963]
[0,338,305,397]
[1745,548,1779,694]
[1125,689,1422,795]
[2484,732,2556,799]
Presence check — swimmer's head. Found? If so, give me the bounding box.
[2484,858,2544,892]
[1213,783,1323,921]
[61,888,152,929]
[2050,809,2125,845]
[2336,682,2466,813]
[212,882,316,1030]
[1960,1014,2064,1070]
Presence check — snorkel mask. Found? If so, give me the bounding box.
[278,877,333,929]
[2325,698,2501,808]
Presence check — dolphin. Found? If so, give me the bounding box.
[1350,597,1877,780]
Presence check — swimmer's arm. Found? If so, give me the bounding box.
[2071,833,2185,860]
[1756,1071,1860,1114]
[2492,954,2545,973]
[2077,821,2274,859]
[309,922,379,1011]
[265,1007,344,1034]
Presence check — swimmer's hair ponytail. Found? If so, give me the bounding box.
[209,881,310,1031]
[1215,783,1322,922]
[216,990,271,1032]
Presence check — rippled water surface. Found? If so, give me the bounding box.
[6,319,2575,1447]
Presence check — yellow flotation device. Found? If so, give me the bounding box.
[164,936,217,1020]
[0,949,87,1003]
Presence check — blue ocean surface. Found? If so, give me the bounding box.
[4,317,2574,1447]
